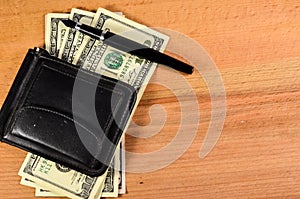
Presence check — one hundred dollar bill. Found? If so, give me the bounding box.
[72,10,169,194]
[22,141,125,197]
[18,153,106,199]
[35,188,63,197]
[72,8,168,195]
[58,8,95,62]
[100,148,119,197]
[21,168,118,197]
[73,8,169,95]
[21,177,64,196]
[29,149,120,198]
[119,139,126,194]
[20,177,38,188]
[72,9,169,151]
[33,168,119,198]
[23,8,169,199]
[73,8,169,194]
[45,11,124,59]
[72,9,169,195]
[45,13,69,56]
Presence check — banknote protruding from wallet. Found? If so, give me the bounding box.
[0,7,170,199]
[0,46,137,175]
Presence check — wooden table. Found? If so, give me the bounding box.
[0,0,299,198]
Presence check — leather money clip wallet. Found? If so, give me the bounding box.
[0,47,137,177]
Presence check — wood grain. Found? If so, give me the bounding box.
[0,0,299,198]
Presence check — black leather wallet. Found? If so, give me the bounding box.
[0,47,136,176]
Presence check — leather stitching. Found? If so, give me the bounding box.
[19,106,101,144]
[6,53,137,175]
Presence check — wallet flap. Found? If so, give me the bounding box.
[0,50,37,140]
[0,48,137,176]
[7,106,101,168]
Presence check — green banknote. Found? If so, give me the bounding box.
[18,153,105,199]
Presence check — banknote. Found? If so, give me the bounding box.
[72,9,169,157]
[58,8,95,62]
[27,169,117,197]
[45,11,124,59]
[71,8,168,195]
[73,8,169,194]
[34,149,120,198]
[72,9,168,194]
[20,8,169,199]
[20,177,37,188]
[45,13,69,56]
[21,175,64,196]
[33,167,119,198]
[35,188,63,197]
[119,139,126,194]
[33,168,118,197]
[73,8,169,95]
[21,140,124,197]
[100,148,119,197]
[18,153,105,199]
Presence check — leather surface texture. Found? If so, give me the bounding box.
[0,48,137,176]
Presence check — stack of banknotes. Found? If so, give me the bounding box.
[17,7,169,199]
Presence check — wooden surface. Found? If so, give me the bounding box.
[0,0,299,198]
